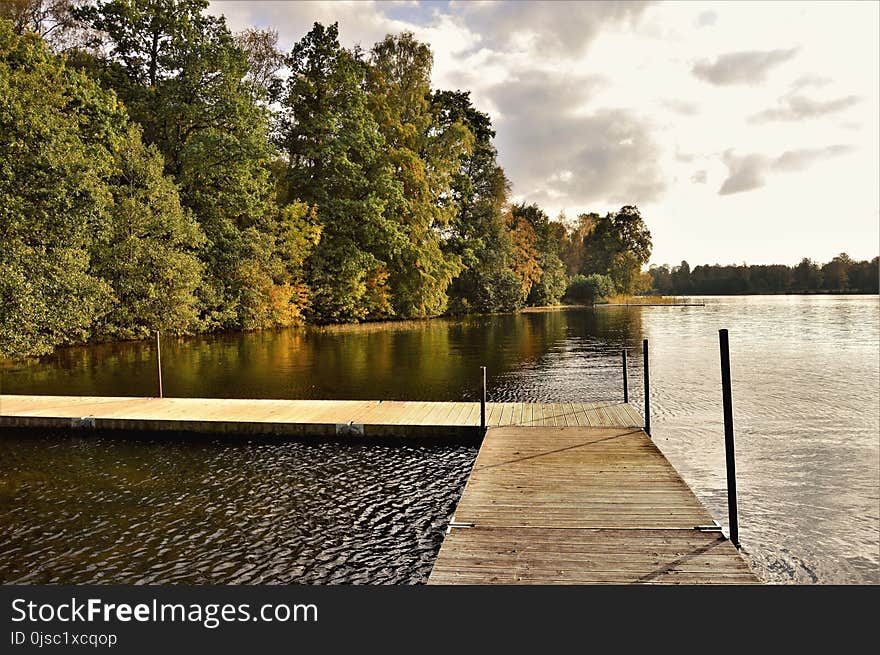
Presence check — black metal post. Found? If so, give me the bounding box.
[480,366,487,431]
[642,339,650,436]
[156,331,163,399]
[719,329,740,548]
[622,349,629,403]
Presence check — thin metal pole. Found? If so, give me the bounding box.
[480,366,487,431]
[156,331,163,399]
[719,329,740,548]
[480,366,486,430]
[642,339,650,436]
[622,349,629,403]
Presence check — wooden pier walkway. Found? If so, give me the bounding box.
[0,395,642,438]
[428,425,758,584]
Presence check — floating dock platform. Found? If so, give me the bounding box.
[0,395,641,438]
[0,393,758,584]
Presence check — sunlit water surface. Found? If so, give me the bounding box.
[2,295,878,584]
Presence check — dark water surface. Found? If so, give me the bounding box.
[0,436,475,584]
[2,296,878,584]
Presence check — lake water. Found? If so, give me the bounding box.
[1,295,878,584]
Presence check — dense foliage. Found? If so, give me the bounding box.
[0,20,203,357]
[565,274,616,304]
[578,205,652,295]
[4,2,873,361]
[649,254,880,295]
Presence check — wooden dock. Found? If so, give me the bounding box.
[428,426,758,584]
[0,395,642,438]
[0,393,757,584]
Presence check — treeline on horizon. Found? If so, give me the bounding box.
[649,254,879,295]
[0,0,655,360]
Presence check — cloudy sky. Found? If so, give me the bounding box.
[210,1,879,267]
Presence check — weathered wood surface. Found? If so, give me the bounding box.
[0,395,643,437]
[429,426,758,584]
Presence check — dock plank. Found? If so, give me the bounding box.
[463,402,481,427]
[486,402,503,426]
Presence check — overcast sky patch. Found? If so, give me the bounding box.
[695,10,718,27]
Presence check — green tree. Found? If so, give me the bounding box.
[74,0,291,330]
[793,258,822,291]
[581,205,652,294]
[648,264,673,294]
[529,252,567,306]
[90,125,204,339]
[0,21,202,358]
[822,253,852,291]
[0,0,87,50]
[0,21,111,359]
[671,260,691,292]
[368,33,470,317]
[562,212,597,276]
[513,203,568,306]
[431,90,519,313]
[848,256,879,293]
[278,22,400,322]
[609,251,650,295]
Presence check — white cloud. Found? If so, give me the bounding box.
[719,151,769,195]
[449,0,653,56]
[771,145,855,172]
[790,73,832,90]
[719,145,855,195]
[692,48,799,86]
[750,94,862,123]
[484,72,665,206]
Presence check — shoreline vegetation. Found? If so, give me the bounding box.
[1,4,877,363]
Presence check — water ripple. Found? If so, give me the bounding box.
[0,436,477,584]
